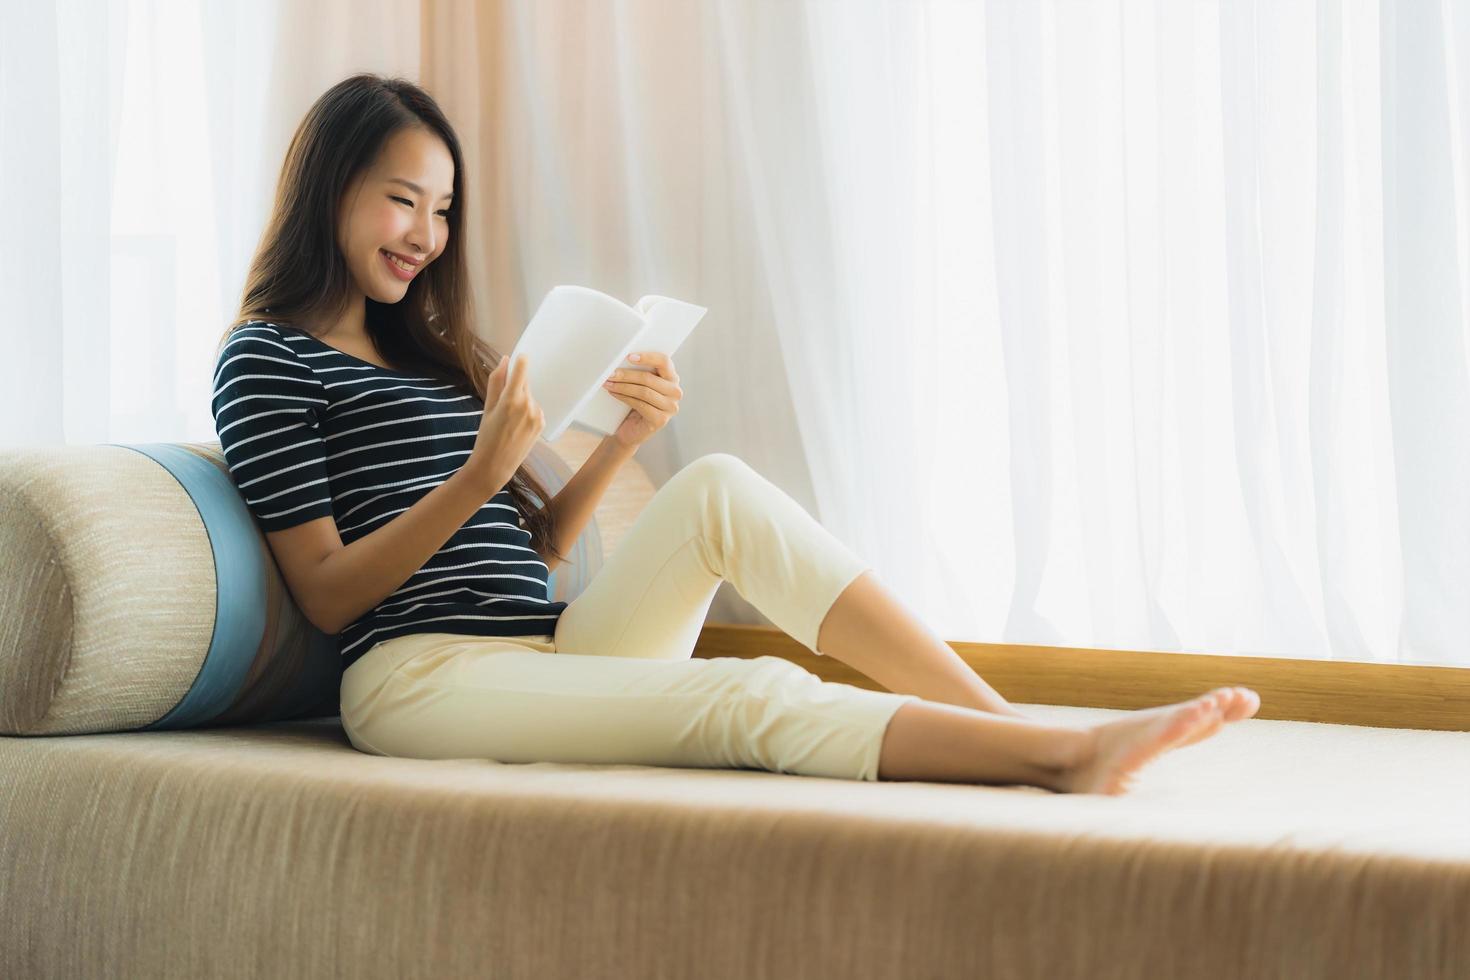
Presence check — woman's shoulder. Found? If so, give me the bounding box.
[221,320,318,359]
[230,318,303,338]
[214,321,321,388]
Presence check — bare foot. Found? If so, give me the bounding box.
[1060,687,1261,795]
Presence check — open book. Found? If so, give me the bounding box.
[507,285,708,441]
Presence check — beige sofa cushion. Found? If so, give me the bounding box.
[1,704,1466,977]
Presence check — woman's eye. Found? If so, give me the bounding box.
[392,195,451,219]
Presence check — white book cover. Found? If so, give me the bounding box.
[507,285,707,441]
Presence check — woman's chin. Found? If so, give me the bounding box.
[367,281,410,304]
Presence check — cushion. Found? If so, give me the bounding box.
[0,430,649,736]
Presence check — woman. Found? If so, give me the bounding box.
[210,72,1259,795]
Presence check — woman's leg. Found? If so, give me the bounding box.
[340,631,1258,792]
[555,451,1015,721]
[549,452,1259,792]
[339,629,921,782]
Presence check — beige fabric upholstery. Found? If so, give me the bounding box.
[1,703,1465,977]
[0,445,221,734]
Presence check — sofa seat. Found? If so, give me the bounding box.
[3,702,1466,979]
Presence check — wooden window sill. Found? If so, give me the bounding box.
[694,623,1470,731]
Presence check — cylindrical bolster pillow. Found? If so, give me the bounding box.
[0,438,608,736]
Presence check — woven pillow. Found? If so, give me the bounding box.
[0,435,622,736]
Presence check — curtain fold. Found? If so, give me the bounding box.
[1381,0,1470,666]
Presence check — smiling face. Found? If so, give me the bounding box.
[335,126,455,303]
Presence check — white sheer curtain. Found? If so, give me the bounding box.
[776,0,1466,668]
[0,0,419,445]
[6,1,1467,667]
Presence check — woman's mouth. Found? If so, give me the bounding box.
[380,249,419,281]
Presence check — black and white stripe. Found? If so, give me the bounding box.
[211,321,567,669]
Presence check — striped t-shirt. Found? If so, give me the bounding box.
[210,320,567,670]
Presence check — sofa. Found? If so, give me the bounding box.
[2,432,1468,978]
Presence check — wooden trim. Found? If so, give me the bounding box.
[694,624,1470,732]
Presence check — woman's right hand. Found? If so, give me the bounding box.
[466,353,545,495]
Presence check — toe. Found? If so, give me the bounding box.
[1235,686,1261,719]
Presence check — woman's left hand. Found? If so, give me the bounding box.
[602,352,682,450]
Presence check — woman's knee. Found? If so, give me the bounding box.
[739,654,819,694]
[654,454,787,554]
[696,655,814,706]
[664,453,762,502]
[682,452,752,484]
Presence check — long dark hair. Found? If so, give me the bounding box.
[215,72,566,567]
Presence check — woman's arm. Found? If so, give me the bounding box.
[535,435,638,571]
[271,460,509,636]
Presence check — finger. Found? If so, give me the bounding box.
[604,380,676,412]
[630,352,678,383]
[603,371,668,394]
[606,389,670,424]
[606,371,680,400]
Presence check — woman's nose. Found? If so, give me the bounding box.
[409,211,435,256]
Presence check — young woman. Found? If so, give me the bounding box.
[210,73,1259,795]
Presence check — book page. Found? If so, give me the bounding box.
[508,285,644,441]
